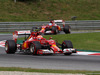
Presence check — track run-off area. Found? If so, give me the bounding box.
[0,32,100,71]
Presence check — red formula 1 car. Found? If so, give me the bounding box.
[38,20,71,35]
[5,29,76,55]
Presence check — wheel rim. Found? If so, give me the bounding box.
[30,44,34,53]
[5,43,8,51]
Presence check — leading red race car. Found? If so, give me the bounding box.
[5,28,76,55]
[38,20,71,35]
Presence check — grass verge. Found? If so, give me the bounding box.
[1,0,100,21]
[44,32,100,51]
[0,67,100,74]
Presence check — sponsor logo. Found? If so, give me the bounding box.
[18,31,30,34]
[0,40,6,47]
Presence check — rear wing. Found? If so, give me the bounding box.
[13,30,31,42]
[51,20,65,27]
[15,30,31,35]
[53,20,64,22]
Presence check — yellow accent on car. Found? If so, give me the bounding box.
[27,36,31,40]
[58,26,61,30]
[52,44,56,47]
[42,28,45,30]
[23,42,27,48]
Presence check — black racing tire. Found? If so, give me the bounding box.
[64,53,72,55]
[62,40,73,55]
[5,40,17,54]
[30,41,41,55]
[62,40,73,49]
[52,26,58,34]
[63,25,70,34]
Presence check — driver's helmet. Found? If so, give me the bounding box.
[50,19,54,23]
[48,23,52,26]
[31,27,38,32]
[37,35,43,40]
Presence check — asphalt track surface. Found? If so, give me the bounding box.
[0,32,100,71]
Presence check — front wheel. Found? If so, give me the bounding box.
[62,40,73,50]
[30,41,41,55]
[63,25,71,34]
[62,40,73,55]
[5,40,17,54]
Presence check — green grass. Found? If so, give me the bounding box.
[1,0,100,22]
[44,32,100,51]
[0,67,100,74]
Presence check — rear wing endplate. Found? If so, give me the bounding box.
[53,20,65,27]
[13,30,31,42]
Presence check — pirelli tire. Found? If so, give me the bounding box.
[52,26,58,34]
[30,41,41,55]
[63,25,70,34]
[5,40,17,54]
[62,40,73,55]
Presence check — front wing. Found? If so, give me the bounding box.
[37,48,77,55]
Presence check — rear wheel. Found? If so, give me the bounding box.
[52,26,58,34]
[62,40,73,55]
[5,40,17,54]
[30,41,41,55]
[63,25,70,34]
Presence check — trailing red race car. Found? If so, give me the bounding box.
[5,28,76,55]
[34,20,71,35]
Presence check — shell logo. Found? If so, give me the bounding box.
[52,44,56,47]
